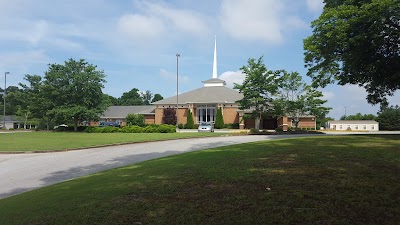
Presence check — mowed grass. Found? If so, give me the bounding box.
[0,132,228,152]
[1,135,400,225]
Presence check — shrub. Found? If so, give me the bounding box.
[178,123,184,129]
[275,127,283,132]
[249,128,259,133]
[214,108,224,129]
[84,126,98,133]
[121,125,144,133]
[144,125,158,133]
[126,114,145,127]
[9,128,15,131]
[185,109,195,129]
[163,108,177,125]
[159,124,176,133]
[101,126,119,133]
[194,124,199,129]
[224,123,240,129]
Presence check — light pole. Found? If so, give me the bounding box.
[3,72,9,128]
[176,53,180,129]
[344,107,347,120]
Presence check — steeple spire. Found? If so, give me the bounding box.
[212,36,217,79]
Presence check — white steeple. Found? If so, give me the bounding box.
[212,36,217,79]
[202,36,226,87]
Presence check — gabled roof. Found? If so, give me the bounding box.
[1,116,20,122]
[152,86,243,105]
[101,106,155,118]
[328,120,378,124]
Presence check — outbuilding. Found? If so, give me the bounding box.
[325,120,379,131]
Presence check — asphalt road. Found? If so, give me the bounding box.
[1,131,399,199]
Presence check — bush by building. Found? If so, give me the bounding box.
[84,124,176,133]
[185,109,195,129]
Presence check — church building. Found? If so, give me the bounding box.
[98,38,316,130]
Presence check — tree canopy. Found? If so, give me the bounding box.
[340,113,376,120]
[152,93,164,103]
[273,71,331,128]
[377,105,400,130]
[18,59,108,131]
[234,56,280,130]
[118,88,144,106]
[304,0,400,105]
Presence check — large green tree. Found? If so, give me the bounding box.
[19,75,55,130]
[273,71,331,128]
[1,86,24,115]
[42,59,107,131]
[377,105,400,130]
[340,113,376,120]
[141,90,153,105]
[234,56,280,130]
[118,88,144,106]
[304,0,400,105]
[151,93,164,103]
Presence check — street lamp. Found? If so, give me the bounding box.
[176,53,180,129]
[3,72,10,128]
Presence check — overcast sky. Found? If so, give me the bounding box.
[0,0,399,119]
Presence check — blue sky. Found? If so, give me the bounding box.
[0,0,399,119]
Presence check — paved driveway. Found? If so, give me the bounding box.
[1,131,399,199]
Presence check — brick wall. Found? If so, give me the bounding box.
[298,117,316,128]
[223,107,239,124]
[144,115,155,124]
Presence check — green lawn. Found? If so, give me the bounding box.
[1,135,399,225]
[0,132,228,152]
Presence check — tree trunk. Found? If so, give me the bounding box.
[74,119,78,132]
[255,114,261,130]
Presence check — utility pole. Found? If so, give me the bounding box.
[3,72,9,129]
[176,53,180,129]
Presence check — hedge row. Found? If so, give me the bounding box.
[85,124,176,133]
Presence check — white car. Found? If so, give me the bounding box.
[198,122,214,132]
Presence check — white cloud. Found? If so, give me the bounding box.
[160,69,189,83]
[219,71,245,88]
[117,1,210,43]
[306,0,324,13]
[219,0,308,43]
[321,91,335,100]
[0,50,49,67]
[117,14,165,40]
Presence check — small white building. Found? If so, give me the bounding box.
[326,120,379,131]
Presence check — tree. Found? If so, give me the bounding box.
[19,75,55,130]
[103,94,119,106]
[1,86,24,115]
[377,105,400,130]
[152,93,164,103]
[273,71,331,128]
[126,113,145,127]
[185,109,194,129]
[317,116,334,130]
[141,90,153,105]
[118,88,144,106]
[340,113,377,120]
[234,56,280,130]
[42,59,107,131]
[214,108,224,129]
[304,0,400,105]
[162,108,176,125]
